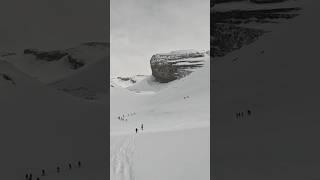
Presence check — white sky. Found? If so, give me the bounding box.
[111,0,210,76]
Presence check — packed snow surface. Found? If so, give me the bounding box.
[110,55,210,180]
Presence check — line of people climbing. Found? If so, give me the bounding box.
[236,109,252,119]
[118,112,136,121]
[25,161,82,180]
[135,124,144,133]
[183,96,190,99]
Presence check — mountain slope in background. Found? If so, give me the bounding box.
[2,42,108,83]
[0,60,106,179]
[2,42,108,100]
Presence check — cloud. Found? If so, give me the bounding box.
[111,0,209,76]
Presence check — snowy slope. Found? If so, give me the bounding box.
[110,55,210,179]
[0,60,106,179]
[50,58,108,100]
[214,0,320,179]
[2,42,108,83]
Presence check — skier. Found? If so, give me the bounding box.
[135,128,138,133]
[29,173,32,180]
[57,166,60,173]
[25,174,29,179]
[36,177,40,180]
[247,110,251,116]
[68,163,72,170]
[41,169,45,176]
[78,161,82,167]
[141,124,144,131]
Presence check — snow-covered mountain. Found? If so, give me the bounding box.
[1,42,108,100]
[111,54,210,180]
[2,42,108,83]
[0,60,107,179]
[212,0,301,57]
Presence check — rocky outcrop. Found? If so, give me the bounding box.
[212,23,266,57]
[150,51,206,83]
[212,3,300,57]
[0,73,15,85]
[22,42,108,70]
[24,49,68,61]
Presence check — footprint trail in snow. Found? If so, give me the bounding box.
[111,135,136,180]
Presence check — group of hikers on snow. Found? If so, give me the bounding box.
[136,124,144,133]
[236,109,252,119]
[118,112,136,121]
[25,161,82,180]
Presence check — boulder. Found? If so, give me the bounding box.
[150,50,206,83]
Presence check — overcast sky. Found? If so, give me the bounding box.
[0,0,108,52]
[111,0,209,76]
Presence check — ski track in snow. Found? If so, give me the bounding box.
[111,135,136,180]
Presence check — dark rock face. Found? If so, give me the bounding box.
[211,3,301,58]
[117,77,137,83]
[67,55,85,69]
[150,51,206,83]
[249,0,288,3]
[23,49,86,69]
[212,24,266,57]
[215,0,288,3]
[0,73,15,85]
[24,49,68,61]
[214,8,300,25]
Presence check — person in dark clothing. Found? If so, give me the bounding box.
[29,174,32,180]
[68,163,72,170]
[237,112,241,119]
[36,177,40,180]
[25,174,29,179]
[247,110,251,116]
[78,161,82,167]
[135,128,138,133]
[57,166,60,173]
[41,169,45,176]
[141,124,144,131]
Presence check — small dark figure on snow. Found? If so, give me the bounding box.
[135,128,138,133]
[29,174,32,180]
[247,110,251,116]
[68,163,72,170]
[41,169,45,176]
[236,112,240,119]
[57,166,60,173]
[78,161,82,167]
[36,177,40,180]
[141,124,144,131]
[25,174,29,179]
